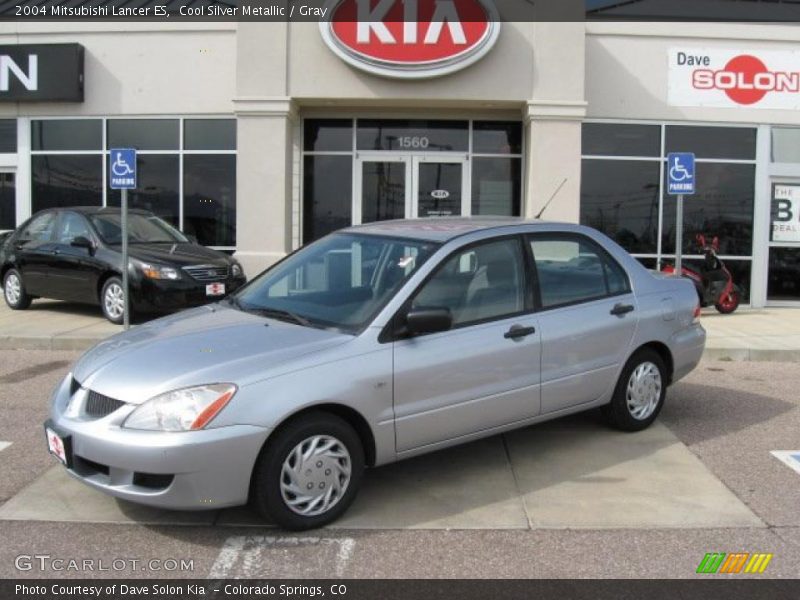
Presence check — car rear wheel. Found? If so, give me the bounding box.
[3,268,32,310]
[100,276,127,324]
[601,348,666,432]
[252,411,364,530]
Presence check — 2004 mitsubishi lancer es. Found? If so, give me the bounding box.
[45,218,705,530]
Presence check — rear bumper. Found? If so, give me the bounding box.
[670,323,706,383]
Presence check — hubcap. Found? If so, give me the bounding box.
[4,273,21,305]
[626,361,662,421]
[104,283,124,319]
[280,435,351,517]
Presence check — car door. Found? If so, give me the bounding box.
[12,211,58,296]
[392,236,541,453]
[527,233,638,414]
[49,212,102,302]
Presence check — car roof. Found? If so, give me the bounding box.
[341,217,571,243]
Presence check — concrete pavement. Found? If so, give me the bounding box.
[1,300,800,360]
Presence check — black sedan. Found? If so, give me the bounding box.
[0,207,246,324]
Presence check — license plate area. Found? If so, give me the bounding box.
[206,283,226,296]
[44,425,72,468]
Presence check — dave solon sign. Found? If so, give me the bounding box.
[0,44,84,102]
[320,0,501,79]
[669,48,800,110]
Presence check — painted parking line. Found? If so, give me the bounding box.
[771,451,800,475]
[0,442,11,453]
[209,535,355,578]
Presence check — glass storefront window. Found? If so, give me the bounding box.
[472,121,522,154]
[32,120,101,151]
[0,172,15,229]
[107,155,179,227]
[0,120,17,153]
[472,157,521,217]
[661,162,755,256]
[771,128,800,163]
[32,155,103,212]
[107,119,179,150]
[582,123,660,157]
[580,159,660,254]
[768,248,800,302]
[665,126,756,160]
[184,119,236,151]
[303,155,353,243]
[357,119,468,152]
[183,155,236,247]
[304,119,353,152]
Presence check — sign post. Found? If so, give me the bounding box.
[667,152,696,275]
[109,148,137,330]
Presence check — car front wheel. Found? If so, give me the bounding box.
[252,411,364,530]
[3,268,32,310]
[601,348,667,432]
[100,276,127,324]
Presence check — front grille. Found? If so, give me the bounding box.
[184,265,229,282]
[85,390,126,418]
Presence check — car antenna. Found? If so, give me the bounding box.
[535,178,568,220]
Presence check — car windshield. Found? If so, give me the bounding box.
[232,233,439,333]
[89,213,188,244]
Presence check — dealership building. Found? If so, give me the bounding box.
[1,2,800,306]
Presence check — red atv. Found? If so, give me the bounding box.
[662,234,742,314]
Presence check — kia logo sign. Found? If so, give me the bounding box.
[320,0,501,79]
[431,189,450,199]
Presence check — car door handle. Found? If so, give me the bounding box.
[610,303,635,316]
[504,325,536,340]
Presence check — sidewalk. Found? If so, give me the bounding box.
[0,300,799,361]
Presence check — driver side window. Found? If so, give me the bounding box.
[412,238,526,328]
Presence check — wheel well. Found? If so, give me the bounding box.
[639,341,674,385]
[96,271,119,301]
[273,404,377,467]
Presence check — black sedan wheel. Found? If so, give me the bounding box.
[100,276,127,324]
[3,268,32,310]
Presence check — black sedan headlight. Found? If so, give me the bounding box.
[231,263,243,278]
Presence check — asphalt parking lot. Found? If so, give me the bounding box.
[0,349,798,579]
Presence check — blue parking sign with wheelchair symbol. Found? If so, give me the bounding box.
[667,152,695,195]
[109,148,137,189]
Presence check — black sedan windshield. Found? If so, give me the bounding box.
[234,233,439,333]
[90,213,187,244]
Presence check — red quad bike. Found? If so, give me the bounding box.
[662,234,742,314]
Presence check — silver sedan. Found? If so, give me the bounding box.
[45,218,705,529]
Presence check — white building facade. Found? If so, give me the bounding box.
[1,10,799,306]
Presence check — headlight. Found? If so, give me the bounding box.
[135,261,180,280]
[231,263,243,278]
[122,383,237,431]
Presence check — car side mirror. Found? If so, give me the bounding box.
[70,236,94,251]
[405,307,452,336]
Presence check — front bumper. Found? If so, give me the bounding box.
[131,275,246,313]
[46,379,269,510]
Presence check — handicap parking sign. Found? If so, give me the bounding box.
[109,148,137,189]
[667,152,695,195]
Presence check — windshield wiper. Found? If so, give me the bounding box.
[253,307,314,327]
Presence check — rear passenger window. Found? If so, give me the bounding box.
[529,235,630,308]
[20,212,56,242]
